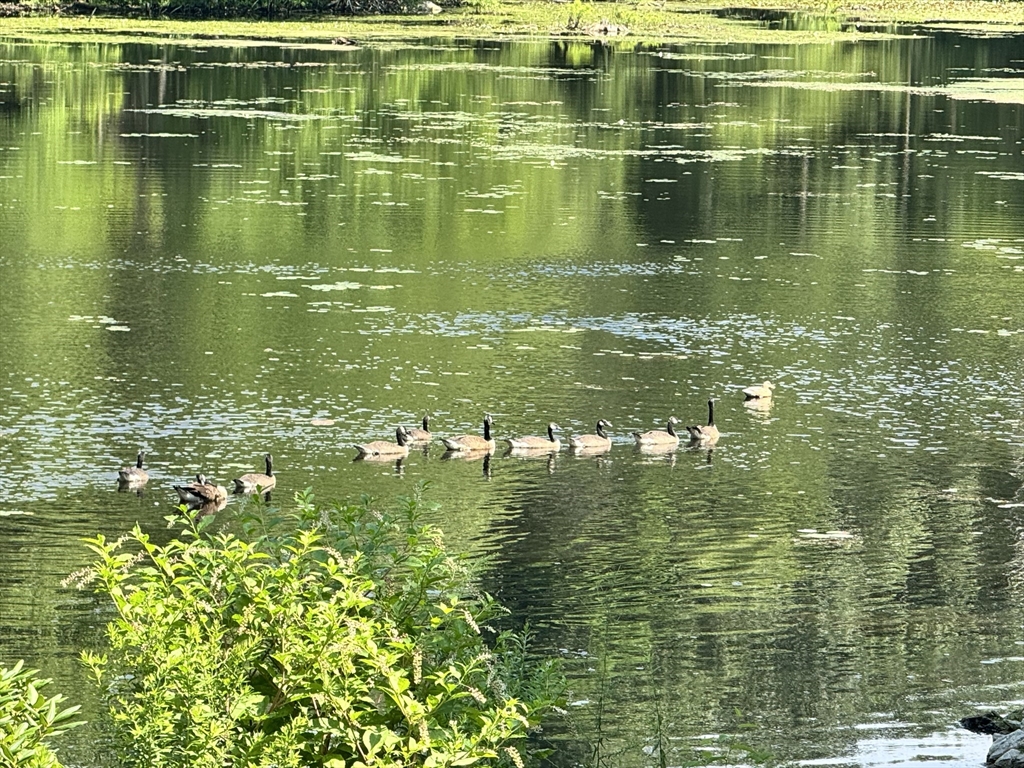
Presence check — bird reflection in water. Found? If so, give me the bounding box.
[184,497,227,520]
[742,397,773,419]
[634,445,677,466]
[117,483,146,497]
[440,449,492,479]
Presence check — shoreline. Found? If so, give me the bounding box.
[1,0,1022,46]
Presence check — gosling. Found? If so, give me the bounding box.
[742,380,775,400]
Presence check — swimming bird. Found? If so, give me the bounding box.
[686,399,720,443]
[174,474,206,504]
[118,450,149,486]
[742,380,775,400]
[569,419,613,451]
[174,474,228,505]
[506,422,561,451]
[233,454,276,493]
[405,415,432,443]
[633,417,680,448]
[441,414,496,453]
[354,426,411,458]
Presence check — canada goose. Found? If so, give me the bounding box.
[118,450,149,486]
[174,474,228,505]
[633,416,680,447]
[174,474,205,504]
[441,414,496,453]
[686,399,720,443]
[354,426,411,458]
[233,454,276,493]
[569,420,613,451]
[742,380,775,400]
[405,415,432,443]
[506,422,561,451]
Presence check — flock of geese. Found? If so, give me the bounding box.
[117,452,276,507]
[116,381,775,506]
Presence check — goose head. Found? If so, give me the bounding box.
[395,425,410,446]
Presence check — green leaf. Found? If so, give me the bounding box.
[228,693,265,720]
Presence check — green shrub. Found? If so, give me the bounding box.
[80,490,564,768]
[0,660,83,768]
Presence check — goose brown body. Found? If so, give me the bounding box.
[233,454,276,493]
[175,474,228,505]
[442,415,495,453]
[354,426,411,458]
[569,420,613,451]
[506,423,561,451]
[633,417,680,447]
[118,450,149,486]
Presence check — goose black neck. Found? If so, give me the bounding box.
[422,416,430,431]
[265,455,274,476]
[596,422,607,438]
[666,420,677,437]
[483,418,491,441]
[707,400,715,427]
[396,427,409,447]
[136,452,145,469]
[547,424,555,442]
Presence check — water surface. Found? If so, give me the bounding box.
[0,26,1022,768]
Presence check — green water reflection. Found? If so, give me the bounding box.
[0,29,1022,768]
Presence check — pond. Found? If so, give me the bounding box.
[0,21,1022,768]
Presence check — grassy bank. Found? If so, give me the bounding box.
[1,0,1022,46]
